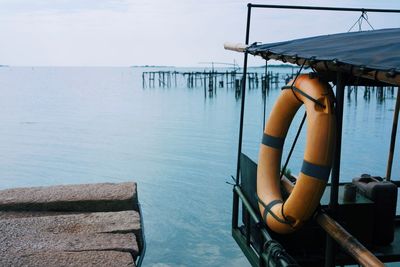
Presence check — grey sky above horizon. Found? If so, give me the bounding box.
[0,0,399,67]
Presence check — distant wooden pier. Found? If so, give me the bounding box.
[142,70,281,93]
[142,69,396,102]
[346,85,396,101]
[0,182,144,267]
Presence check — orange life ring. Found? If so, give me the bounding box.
[257,74,336,234]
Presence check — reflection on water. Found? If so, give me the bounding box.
[0,67,398,266]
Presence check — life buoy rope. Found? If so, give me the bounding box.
[282,85,326,108]
[256,196,291,225]
[257,73,336,234]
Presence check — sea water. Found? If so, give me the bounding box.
[0,66,398,266]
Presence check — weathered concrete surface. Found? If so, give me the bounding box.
[0,182,143,266]
[0,211,79,220]
[0,211,140,256]
[0,251,136,267]
[0,182,138,212]
[0,210,140,236]
[1,232,137,255]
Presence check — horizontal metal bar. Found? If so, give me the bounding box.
[248,4,400,13]
[234,186,271,241]
[234,185,300,266]
[317,212,384,267]
[224,42,247,52]
[234,186,261,224]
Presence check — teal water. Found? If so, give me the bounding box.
[0,67,398,266]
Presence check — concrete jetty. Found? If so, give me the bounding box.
[0,182,144,267]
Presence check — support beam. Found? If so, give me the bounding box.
[325,71,346,267]
[386,86,400,180]
[232,4,251,229]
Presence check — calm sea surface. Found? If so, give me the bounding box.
[0,67,398,266]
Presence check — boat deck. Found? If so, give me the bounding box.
[268,185,400,266]
[239,153,400,266]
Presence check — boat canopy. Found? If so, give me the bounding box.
[246,28,400,85]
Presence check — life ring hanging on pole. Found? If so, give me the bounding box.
[257,73,336,234]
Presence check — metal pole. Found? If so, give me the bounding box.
[232,3,251,229]
[325,71,346,267]
[330,73,345,210]
[386,86,400,180]
[262,60,268,131]
[317,213,384,267]
[249,4,400,13]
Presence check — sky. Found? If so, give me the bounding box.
[0,0,399,66]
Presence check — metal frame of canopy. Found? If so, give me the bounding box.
[230,4,400,267]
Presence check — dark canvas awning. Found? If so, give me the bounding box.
[246,28,400,85]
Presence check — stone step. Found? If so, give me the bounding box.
[0,182,143,267]
[0,182,138,212]
[0,251,136,267]
[0,211,140,257]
